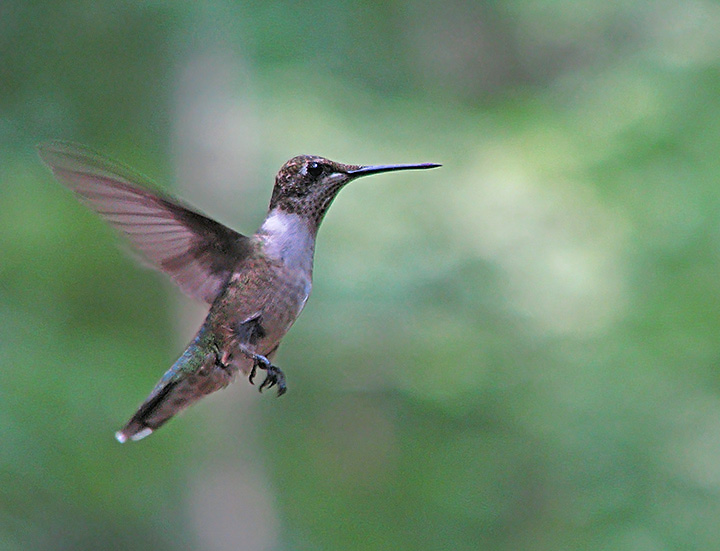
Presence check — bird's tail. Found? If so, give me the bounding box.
[115,328,229,443]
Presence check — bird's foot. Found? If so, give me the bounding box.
[211,347,232,374]
[237,345,286,396]
[249,357,287,396]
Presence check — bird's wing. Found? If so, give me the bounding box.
[38,141,253,304]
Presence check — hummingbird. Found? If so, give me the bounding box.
[38,141,440,442]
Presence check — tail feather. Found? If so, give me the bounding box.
[115,330,232,443]
[115,380,180,442]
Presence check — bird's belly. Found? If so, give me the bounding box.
[224,279,309,375]
[256,273,311,345]
[213,264,312,374]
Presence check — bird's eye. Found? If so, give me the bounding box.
[307,162,324,178]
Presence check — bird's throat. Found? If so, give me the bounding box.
[258,209,317,273]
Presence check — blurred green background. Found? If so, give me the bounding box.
[2,1,720,549]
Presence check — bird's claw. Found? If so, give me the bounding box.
[248,355,286,396]
[212,348,231,374]
[259,364,286,396]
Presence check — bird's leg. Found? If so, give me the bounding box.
[210,343,232,373]
[236,344,286,396]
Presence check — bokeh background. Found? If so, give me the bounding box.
[2,1,720,549]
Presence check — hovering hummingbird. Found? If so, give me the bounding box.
[38,142,440,442]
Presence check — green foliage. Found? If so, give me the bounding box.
[2,1,720,549]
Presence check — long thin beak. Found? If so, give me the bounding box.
[348,162,441,177]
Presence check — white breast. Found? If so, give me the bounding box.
[259,210,316,274]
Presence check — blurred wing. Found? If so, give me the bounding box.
[38,141,253,304]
